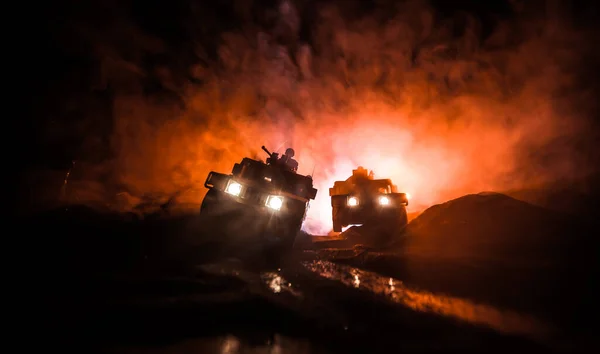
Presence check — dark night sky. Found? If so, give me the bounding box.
[21,1,600,153]
[21,0,519,102]
[24,0,598,112]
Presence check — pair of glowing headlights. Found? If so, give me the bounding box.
[225,180,284,211]
[347,195,391,207]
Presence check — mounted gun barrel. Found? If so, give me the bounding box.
[261,146,272,157]
[262,145,280,165]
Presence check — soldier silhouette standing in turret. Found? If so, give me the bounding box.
[278,148,299,172]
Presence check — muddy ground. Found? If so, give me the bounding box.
[18,192,599,353]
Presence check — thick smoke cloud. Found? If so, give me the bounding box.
[37,0,598,234]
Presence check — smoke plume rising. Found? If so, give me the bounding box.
[34,0,599,234]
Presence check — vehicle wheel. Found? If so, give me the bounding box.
[377,207,409,248]
[292,230,312,250]
[332,206,343,232]
[200,189,244,217]
[198,189,244,240]
[280,211,304,249]
[378,207,408,238]
[397,207,408,231]
[261,213,304,268]
[200,189,219,213]
[282,222,302,251]
[333,221,342,233]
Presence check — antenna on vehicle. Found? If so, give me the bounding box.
[311,164,316,178]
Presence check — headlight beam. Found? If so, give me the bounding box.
[266,195,284,211]
[225,181,242,196]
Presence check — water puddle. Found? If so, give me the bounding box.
[198,262,303,299]
[261,270,302,297]
[113,333,322,354]
[302,260,556,341]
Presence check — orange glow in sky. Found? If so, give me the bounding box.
[47,0,595,232]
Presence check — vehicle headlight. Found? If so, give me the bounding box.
[266,195,284,211]
[378,196,390,206]
[347,196,359,207]
[225,181,242,196]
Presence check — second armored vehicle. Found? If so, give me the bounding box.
[329,166,409,234]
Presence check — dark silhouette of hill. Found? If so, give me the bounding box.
[337,192,599,336]
[401,192,594,263]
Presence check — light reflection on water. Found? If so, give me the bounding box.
[217,334,318,354]
[113,333,319,354]
[302,260,556,341]
[352,270,360,288]
[220,335,240,354]
[261,270,301,297]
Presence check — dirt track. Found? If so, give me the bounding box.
[21,193,598,353]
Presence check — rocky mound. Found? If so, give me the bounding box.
[399,192,594,265]
[373,192,598,332]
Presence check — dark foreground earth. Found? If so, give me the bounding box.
[19,192,599,353]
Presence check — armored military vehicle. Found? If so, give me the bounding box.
[200,146,317,256]
[329,166,409,234]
